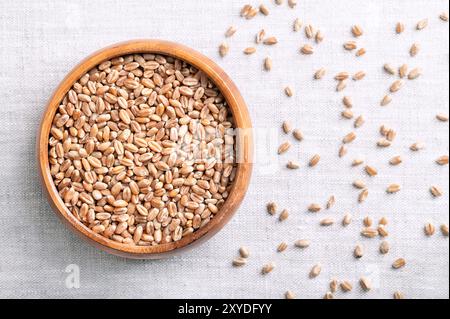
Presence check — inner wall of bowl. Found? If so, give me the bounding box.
[43,41,251,256]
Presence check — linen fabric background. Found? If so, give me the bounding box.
[0,0,448,299]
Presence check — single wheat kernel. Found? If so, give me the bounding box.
[264,57,272,71]
[341,281,353,292]
[408,68,422,80]
[439,12,449,22]
[351,25,363,37]
[380,241,390,254]
[309,154,321,167]
[293,18,302,32]
[285,290,296,299]
[441,224,449,237]
[354,115,365,128]
[219,42,229,57]
[390,156,403,165]
[305,25,315,38]
[330,279,338,293]
[225,26,237,37]
[359,189,369,202]
[315,30,324,43]
[343,213,353,226]
[279,209,289,221]
[381,95,392,106]
[399,64,408,78]
[295,239,310,248]
[262,263,275,274]
[365,166,377,177]
[410,43,420,57]
[259,4,270,15]
[256,29,266,44]
[394,291,405,299]
[360,277,372,291]
[378,225,389,237]
[339,145,348,158]
[390,80,404,92]
[323,292,334,299]
[239,246,250,258]
[410,142,425,151]
[363,216,373,227]
[309,264,322,278]
[277,242,288,252]
[320,218,335,226]
[293,129,304,141]
[343,132,357,144]
[243,47,257,55]
[308,203,322,213]
[379,217,389,226]
[361,227,379,238]
[352,158,364,166]
[353,180,366,189]
[436,155,449,165]
[326,195,336,209]
[356,48,366,57]
[287,161,300,169]
[354,245,364,258]
[384,64,396,75]
[353,71,366,80]
[267,202,277,215]
[336,80,347,91]
[378,138,392,147]
[342,109,354,119]
[396,22,405,34]
[430,186,443,197]
[278,141,291,154]
[314,68,326,79]
[232,257,247,267]
[416,18,428,30]
[392,258,406,269]
[424,223,436,236]
[263,37,278,45]
[285,86,294,97]
[301,44,314,55]
[344,41,357,50]
[343,96,353,108]
[335,72,350,80]
[282,121,292,134]
[387,184,401,193]
[436,113,449,122]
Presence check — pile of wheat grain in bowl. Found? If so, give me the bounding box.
[48,53,237,246]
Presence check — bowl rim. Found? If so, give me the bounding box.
[37,39,253,259]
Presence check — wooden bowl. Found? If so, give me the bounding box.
[37,40,253,259]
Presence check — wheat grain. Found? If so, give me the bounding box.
[351,25,363,37]
[278,141,291,154]
[360,277,372,291]
[314,68,326,79]
[295,239,311,248]
[259,4,270,15]
[308,203,322,213]
[392,258,406,269]
[225,26,237,37]
[430,186,443,197]
[417,18,428,30]
[309,154,321,167]
[436,155,449,165]
[396,22,405,34]
[424,223,436,236]
[219,42,229,57]
[410,43,420,57]
[264,57,272,71]
[310,264,322,278]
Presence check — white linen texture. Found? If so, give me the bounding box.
[0,0,448,299]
